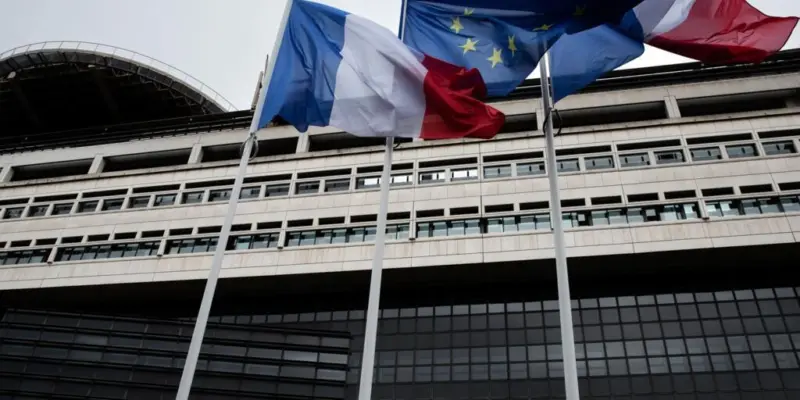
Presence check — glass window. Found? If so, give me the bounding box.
[517,162,545,176]
[2,207,23,219]
[182,191,204,204]
[620,153,649,168]
[325,179,350,192]
[208,189,231,202]
[76,201,98,213]
[27,205,48,217]
[655,150,685,165]
[706,200,739,217]
[585,156,614,171]
[240,186,261,199]
[102,198,124,211]
[763,141,796,155]
[128,196,150,209]
[780,196,800,212]
[484,165,511,179]
[419,171,446,184]
[727,144,758,158]
[391,173,413,186]
[296,181,320,195]
[153,194,176,207]
[265,184,290,197]
[557,159,580,173]
[691,147,723,161]
[51,203,73,215]
[356,176,380,189]
[451,168,478,181]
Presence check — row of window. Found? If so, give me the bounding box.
[5,192,800,266]
[3,136,797,223]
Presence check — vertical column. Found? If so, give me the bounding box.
[536,106,546,132]
[188,143,204,164]
[0,165,13,183]
[664,96,681,119]
[295,134,310,153]
[88,155,105,174]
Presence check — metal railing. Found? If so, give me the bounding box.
[0,41,237,112]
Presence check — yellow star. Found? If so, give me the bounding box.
[487,48,504,68]
[508,35,518,57]
[464,8,475,16]
[574,4,586,16]
[450,17,464,34]
[534,23,553,31]
[459,38,479,54]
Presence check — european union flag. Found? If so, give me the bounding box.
[401,0,643,97]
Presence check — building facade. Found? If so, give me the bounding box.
[1,44,800,399]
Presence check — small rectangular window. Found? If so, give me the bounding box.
[557,159,580,173]
[76,201,98,213]
[153,194,176,207]
[517,162,545,176]
[239,186,261,199]
[691,147,723,161]
[182,191,204,204]
[763,141,796,155]
[51,203,73,215]
[451,168,478,181]
[726,144,758,158]
[655,150,685,165]
[296,181,320,194]
[128,196,150,209]
[484,165,512,179]
[325,179,350,192]
[208,189,232,202]
[585,156,614,171]
[265,184,290,197]
[102,198,124,211]
[701,187,734,197]
[620,153,650,168]
[419,171,446,184]
[27,205,49,217]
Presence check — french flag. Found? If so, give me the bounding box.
[257,0,504,140]
[636,0,798,63]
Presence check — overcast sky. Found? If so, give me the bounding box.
[2,0,798,110]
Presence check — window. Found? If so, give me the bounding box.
[655,150,685,165]
[209,189,232,202]
[153,194,176,207]
[780,196,800,212]
[76,201,98,213]
[57,241,159,261]
[265,184,290,197]
[386,224,410,240]
[484,165,511,179]
[763,141,796,155]
[356,174,413,189]
[557,159,580,173]
[620,153,649,168]
[727,144,758,158]
[128,196,150,209]
[228,233,280,250]
[3,207,24,219]
[102,198,124,211]
[51,203,73,215]
[585,156,614,170]
[182,192,204,204]
[27,205,48,217]
[240,186,261,199]
[0,249,50,265]
[451,168,478,181]
[166,237,218,254]
[691,147,723,161]
[517,162,545,176]
[325,179,350,192]
[419,171,446,184]
[296,181,320,195]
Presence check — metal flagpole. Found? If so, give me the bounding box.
[356,2,407,399]
[539,54,581,400]
[175,0,294,398]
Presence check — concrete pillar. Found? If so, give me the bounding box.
[157,239,168,257]
[47,247,58,264]
[188,143,204,164]
[664,96,681,119]
[295,134,310,153]
[0,165,12,183]
[88,155,105,174]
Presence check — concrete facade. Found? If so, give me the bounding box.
[1,70,800,291]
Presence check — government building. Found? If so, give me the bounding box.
[1,41,800,400]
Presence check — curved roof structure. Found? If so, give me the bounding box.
[0,41,236,137]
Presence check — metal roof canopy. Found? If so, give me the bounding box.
[0,41,236,137]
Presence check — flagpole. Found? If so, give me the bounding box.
[355,2,408,400]
[174,0,294,398]
[539,54,580,400]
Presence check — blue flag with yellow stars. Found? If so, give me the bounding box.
[401,0,643,97]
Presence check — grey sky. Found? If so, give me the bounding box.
[2,0,798,110]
